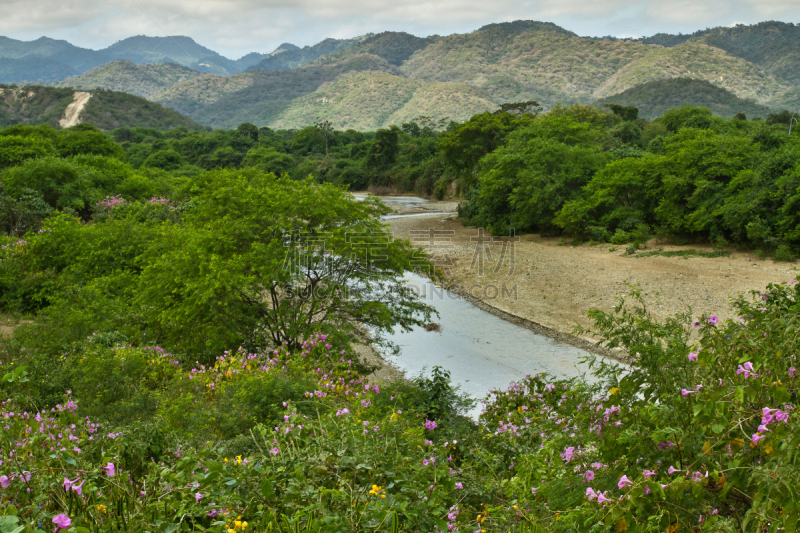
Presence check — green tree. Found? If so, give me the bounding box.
[366,126,400,169]
[439,112,529,190]
[136,169,433,356]
[603,104,639,122]
[0,135,56,169]
[142,149,183,171]
[55,124,125,159]
[462,115,607,234]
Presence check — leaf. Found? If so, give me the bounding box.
[711,424,725,434]
[734,386,744,403]
[260,478,274,500]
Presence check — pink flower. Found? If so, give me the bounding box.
[688,352,698,362]
[196,492,203,502]
[455,482,463,489]
[560,446,576,463]
[708,315,718,325]
[101,462,115,477]
[618,475,633,490]
[0,476,8,488]
[681,389,695,397]
[531,486,538,494]
[737,362,757,379]
[425,420,437,431]
[583,470,595,482]
[667,466,681,475]
[643,484,651,495]
[53,514,71,532]
[270,447,280,455]
[422,459,429,466]
[643,469,656,479]
[586,487,598,500]
[790,367,796,376]
[597,491,613,504]
[752,433,766,445]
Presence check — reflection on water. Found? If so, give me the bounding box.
[383,273,609,419]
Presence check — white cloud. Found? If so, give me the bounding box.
[0,0,798,58]
[0,0,111,32]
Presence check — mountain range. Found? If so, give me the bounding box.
[1,20,798,130]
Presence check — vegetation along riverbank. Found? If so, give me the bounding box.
[0,100,799,531]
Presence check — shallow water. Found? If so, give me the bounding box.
[383,273,608,419]
[354,195,613,418]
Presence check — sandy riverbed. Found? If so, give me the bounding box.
[383,199,798,346]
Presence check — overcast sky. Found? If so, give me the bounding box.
[1,0,799,59]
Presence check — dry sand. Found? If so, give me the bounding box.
[384,201,798,347]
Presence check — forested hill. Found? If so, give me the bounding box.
[3,20,800,129]
[596,78,775,120]
[0,86,203,130]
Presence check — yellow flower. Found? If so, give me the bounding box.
[236,455,243,465]
[228,529,236,533]
[235,521,242,528]
[242,523,248,529]
[96,504,107,513]
[609,387,621,396]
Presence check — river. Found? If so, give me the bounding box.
[365,195,613,419]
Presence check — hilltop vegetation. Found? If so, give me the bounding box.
[596,78,774,120]
[101,35,241,75]
[0,86,78,127]
[80,89,205,130]
[308,31,439,67]
[154,54,406,128]
[149,19,796,129]
[5,20,800,129]
[594,41,787,101]
[0,85,202,130]
[247,36,371,71]
[55,60,204,99]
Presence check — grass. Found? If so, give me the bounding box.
[633,249,733,259]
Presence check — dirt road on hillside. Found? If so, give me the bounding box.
[59,92,92,128]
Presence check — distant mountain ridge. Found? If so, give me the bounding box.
[0,34,303,82]
[246,36,372,71]
[3,20,800,129]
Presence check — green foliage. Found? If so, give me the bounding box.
[460,113,608,235]
[0,134,56,168]
[80,88,204,131]
[0,85,76,127]
[366,126,400,169]
[56,60,204,99]
[135,169,431,356]
[598,79,774,121]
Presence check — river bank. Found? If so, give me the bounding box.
[381,197,798,348]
